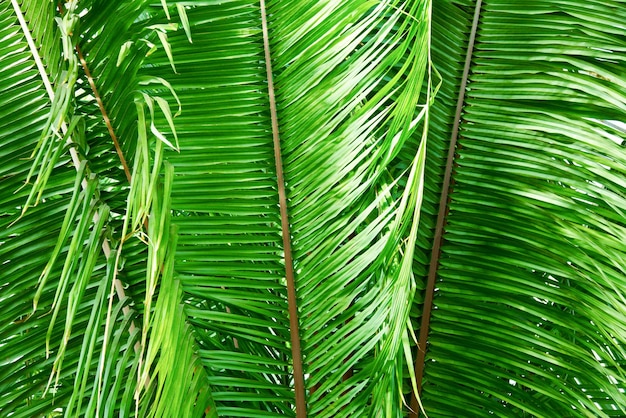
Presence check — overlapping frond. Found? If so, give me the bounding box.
[268,0,432,414]
[139,3,296,415]
[418,0,626,416]
[132,0,434,416]
[0,4,82,416]
[1,1,212,416]
[8,0,624,417]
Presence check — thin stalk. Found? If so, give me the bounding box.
[259,0,307,415]
[75,46,132,183]
[55,2,132,183]
[411,0,484,416]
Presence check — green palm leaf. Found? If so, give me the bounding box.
[146,0,432,415]
[3,0,626,417]
[2,0,431,416]
[1,0,210,416]
[416,0,626,416]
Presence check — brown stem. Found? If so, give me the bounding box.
[259,0,307,415]
[75,46,132,183]
[57,2,132,183]
[410,0,484,416]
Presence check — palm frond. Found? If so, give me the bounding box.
[1,0,211,416]
[0,2,90,415]
[7,0,624,417]
[269,0,432,414]
[136,0,433,416]
[418,0,626,416]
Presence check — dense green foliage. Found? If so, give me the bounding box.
[1,0,625,417]
[417,1,626,416]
